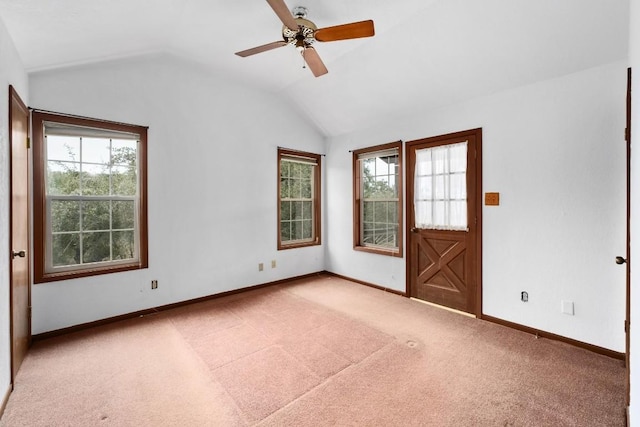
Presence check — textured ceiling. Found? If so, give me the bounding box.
[0,0,630,136]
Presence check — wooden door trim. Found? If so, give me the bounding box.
[405,128,483,317]
[8,85,31,387]
[625,67,631,406]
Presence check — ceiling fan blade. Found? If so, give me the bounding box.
[266,0,299,30]
[235,41,288,57]
[302,47,328,77]
[315,20,375,42]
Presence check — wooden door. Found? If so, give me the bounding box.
[9,85,31,383]
[406,129,482,315]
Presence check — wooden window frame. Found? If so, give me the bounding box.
[353,141,403,257]
[277,148,321,250]
[32,111,148,283]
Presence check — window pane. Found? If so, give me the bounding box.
[52,233,80,267]
[82,201,111,231]
[302,220,312,239]
[47,135,80,162]
[389,201,398,223]
[450,173,467,200]
[434,175,446,200]
[291,179,301,198]
[48,161,80,195]
[374,201,387,222]
[82,164,110,196]
[281,201,291,221]
[363,201,374,222]
[51,200,80,232]
[113,201,135,230]
[302,201,312,220]
[82,137,111,164]
[281,178,291,199]
[415,176,432,201]
[300,164,312,179]
[433,201,446,225]
[290,162,301,178]
[363,229,374,245]
[280,161,289,178]
[301,179,312,198]
[291,221,303,240]
[113,230,135,260]
[112,166,137,196]
[82,232,111,263]
[111,141,137,166]
[281,221,291,241]
[293,201,303,220]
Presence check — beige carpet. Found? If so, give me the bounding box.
[0,275,626,426]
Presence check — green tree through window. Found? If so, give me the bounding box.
[278,148,321,249]
[32,111,148,283]
[353,142,403,257]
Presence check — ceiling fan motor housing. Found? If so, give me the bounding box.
[282,17,317,47]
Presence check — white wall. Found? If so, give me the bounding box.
[28,54,325,334]
[629,0,639,422]
[325,61,627,352]
[0,15,28,399]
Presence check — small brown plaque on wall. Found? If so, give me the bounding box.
[485,192,500,206]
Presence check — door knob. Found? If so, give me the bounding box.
[616,256,627,265]
[411,227,419,233]
[11,250,26,259]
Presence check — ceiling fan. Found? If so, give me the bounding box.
[235,0,375,77]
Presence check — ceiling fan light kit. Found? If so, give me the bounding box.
[235,0,375,77]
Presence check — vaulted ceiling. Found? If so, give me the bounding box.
[0,0,630,136]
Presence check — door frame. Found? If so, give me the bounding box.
[8,85,31,386]
[405,128,483,317]
[625,67,631,407]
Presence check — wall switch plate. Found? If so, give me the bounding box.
[561,300,574,315]
[151,280,158,290]
[271,260,276,268]
[258,263,264,271]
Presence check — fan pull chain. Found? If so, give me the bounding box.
[302,49,306,69]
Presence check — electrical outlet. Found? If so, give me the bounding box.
[561,300,574,315]
[521,291,528,302]
[258,263,264,271]
[151,280,158,290]
[271,260,276,268]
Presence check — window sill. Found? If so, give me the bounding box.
[354,245,403,258]
[278,240,321,251]
[35,261,148,284]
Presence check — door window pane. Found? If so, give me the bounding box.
[414,141,468,230]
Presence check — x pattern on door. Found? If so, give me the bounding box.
[415,232,467,310]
